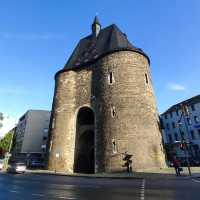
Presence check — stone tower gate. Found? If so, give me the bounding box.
[47,17,166,173]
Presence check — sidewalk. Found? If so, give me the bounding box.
[26,167,200,180]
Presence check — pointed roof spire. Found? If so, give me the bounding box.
[92,16,101,37]
[93,16,101,26]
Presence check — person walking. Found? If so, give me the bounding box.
[172,156,181,176]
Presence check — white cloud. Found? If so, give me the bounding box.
[167,82,186,91]
[0,115,18,138]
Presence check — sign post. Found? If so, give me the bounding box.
[55,148,60,173]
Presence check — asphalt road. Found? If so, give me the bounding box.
[0,172,199,200]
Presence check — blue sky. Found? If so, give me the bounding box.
[0,0,200,120]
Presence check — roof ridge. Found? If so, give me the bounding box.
[161,94,200,115]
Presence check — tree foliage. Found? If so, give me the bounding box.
[0,130,13,152]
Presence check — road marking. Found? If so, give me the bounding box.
[192,178,200,183]
[9,190,19,193]
[140,179,145,200]
[58,197,76,199]
[32,193,44,197]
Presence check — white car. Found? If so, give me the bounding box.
[7,163,26,173]
[0,160,3,170]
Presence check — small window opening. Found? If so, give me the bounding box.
[108,72,114,84]
[145,73,148,84]
[112,139,117,153]
[111,106,116,118]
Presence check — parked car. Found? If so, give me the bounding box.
[29,160,45,169]
[7,163,26,173]
[0,160,3,170]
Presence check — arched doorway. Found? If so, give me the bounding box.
[74,107,95,173]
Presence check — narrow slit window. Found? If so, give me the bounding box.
[111,106,116,118]
[145,73,148,84]
[112,139,117,153]
[108,72,114,84]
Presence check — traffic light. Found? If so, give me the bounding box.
[122,152,133,172]
[180,142,186,150]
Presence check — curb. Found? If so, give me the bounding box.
[26,171,143,180]
[25,170,191,180]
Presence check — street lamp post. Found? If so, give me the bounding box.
[176,104,192,176]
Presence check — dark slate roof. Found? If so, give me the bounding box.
[161,95,200,115]
[63,24,149,71]
[93,16,100,26]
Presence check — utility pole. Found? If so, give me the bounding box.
[178,104,192,176]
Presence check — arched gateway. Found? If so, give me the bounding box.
[74,107,95,173]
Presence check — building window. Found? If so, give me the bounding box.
[41,144,46,149]
[168,134,173,143]
[187,118,192,125]
[176,110,179,116]
[112,139,117,153]
[181,132,185,140]
[191,130,195,140]
[43,136,47,140]
[111,106,116,118]
[145,73,148,84]
[194,116,199,123]
[165,114,168,119]
[172,122,176,129]
[191,104,195,111]
[166,123,170,130]
[174,133,178,141]
[43,128,48,133]
[198,129,200,138]
[170,112,173,118]
[108,72,114,85]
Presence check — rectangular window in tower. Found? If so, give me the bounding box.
[165,114,168,119]
[111,106,116,118]
[198,129,200,138]
[145,73,148,84]
[176,110,179,116]
[112,139,117,153]
[170,112,173,118]
[108,72,115,85]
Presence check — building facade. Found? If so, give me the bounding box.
[160,95,200,162]
[11,110,51,163]
[47,17,166,174]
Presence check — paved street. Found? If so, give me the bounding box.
[0,172,199,200]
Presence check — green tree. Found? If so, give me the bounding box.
[0,130,14,152]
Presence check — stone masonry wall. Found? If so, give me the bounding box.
[48,50,166,173]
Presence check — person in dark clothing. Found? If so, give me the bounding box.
[172,157,181,176]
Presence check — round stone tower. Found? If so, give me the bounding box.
[47,17,166,173]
